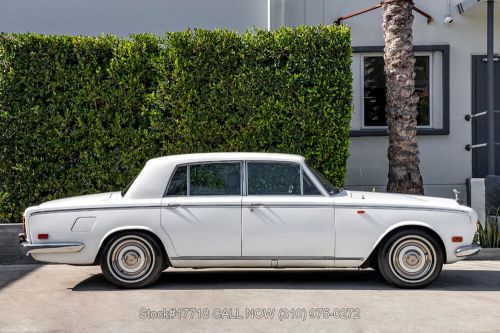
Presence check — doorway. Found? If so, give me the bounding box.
[471,55,500,177]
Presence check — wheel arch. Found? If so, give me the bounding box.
[361,222,447,268]
[93,227,171,268]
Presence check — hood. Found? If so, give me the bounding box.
[37,192,119,208]
[345,190,462,210]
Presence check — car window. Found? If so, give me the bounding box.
[165,165,188,196]
[190,163,241,195]
[303,172,321,195]
[308,165,338,195]
[248,162,301,195]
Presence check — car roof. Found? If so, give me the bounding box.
[125,152,309,199]
[147,152,305,165]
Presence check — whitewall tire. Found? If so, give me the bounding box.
[377,229,444,289]
[100,232,164,288]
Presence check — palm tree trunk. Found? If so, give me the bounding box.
[382,0,424,195]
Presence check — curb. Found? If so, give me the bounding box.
[0,223,38,264]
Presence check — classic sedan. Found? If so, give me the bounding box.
[19,152,480,289]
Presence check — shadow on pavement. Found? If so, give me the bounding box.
[0,264,41,290]
[71,268,500,292]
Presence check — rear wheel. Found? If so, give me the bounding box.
[377,229,444,288]
[100,232,164,288]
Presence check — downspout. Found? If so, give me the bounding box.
[267,0,285,31]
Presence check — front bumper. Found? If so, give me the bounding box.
[455,243,481,257]
[19,233,84,256]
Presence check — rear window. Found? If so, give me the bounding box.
[165,163,241,196]
[165,165,188,196]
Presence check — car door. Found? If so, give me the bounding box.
[241,161,335,266]
[161,161,242,258]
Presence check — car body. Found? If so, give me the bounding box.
[19,152,480,288]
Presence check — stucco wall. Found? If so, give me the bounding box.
[0,0,499,199]
[0,0,268,35]
[281,0,500,199]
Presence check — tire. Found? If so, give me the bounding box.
[377,229,444,289]
[100,232,164,289]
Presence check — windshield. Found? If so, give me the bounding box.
[308,165,340,195]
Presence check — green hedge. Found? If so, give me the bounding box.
[0,26,352,222]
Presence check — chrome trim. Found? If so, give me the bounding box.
[163,203,241,208]
[30,203,469,216]
[455,244,481,257]
[20,242,85,256]
[242,204,333,208]
[18,232,26,243]
[334,204,471,215]
[31,203,334,216]
[187,164,191,196]
[300,165,304,195]
[30,206,162,216]
[170,256,363,261]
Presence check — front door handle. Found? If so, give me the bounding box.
[164,203,183,208]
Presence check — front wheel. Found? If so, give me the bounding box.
[100,232,164,288]
[377,229,444,288]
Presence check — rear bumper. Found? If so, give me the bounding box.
[19,233,85,256]
[455,243,481,257]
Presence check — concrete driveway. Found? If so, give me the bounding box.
[0,261,499,333]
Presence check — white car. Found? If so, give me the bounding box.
[19,152,480,289]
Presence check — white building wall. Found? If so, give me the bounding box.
[281,0,500,200]
[0,0,499,200]
[346,0,499,200]
[0,0,268,35]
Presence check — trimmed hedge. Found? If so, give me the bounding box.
[0,26,352,222]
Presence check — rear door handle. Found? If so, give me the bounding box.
[248,203,265,212]
[248,203,265,207]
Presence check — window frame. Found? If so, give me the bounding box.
[164,160,327,198]
[360,52,434,130]
[163,164,188,197]
[244,160,324,196]
[163,160,244,197]
[350,45,450,137]
[302,169,323,196]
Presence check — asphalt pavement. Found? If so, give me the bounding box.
[0,261,499,332]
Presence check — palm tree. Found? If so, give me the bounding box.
[382,0,424,195]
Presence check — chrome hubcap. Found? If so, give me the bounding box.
[125,252,138,265]
[107,236,155,283]
[389,235,437,284]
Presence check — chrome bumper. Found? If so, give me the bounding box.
[19,234,84,256]
[455,243,481,257]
